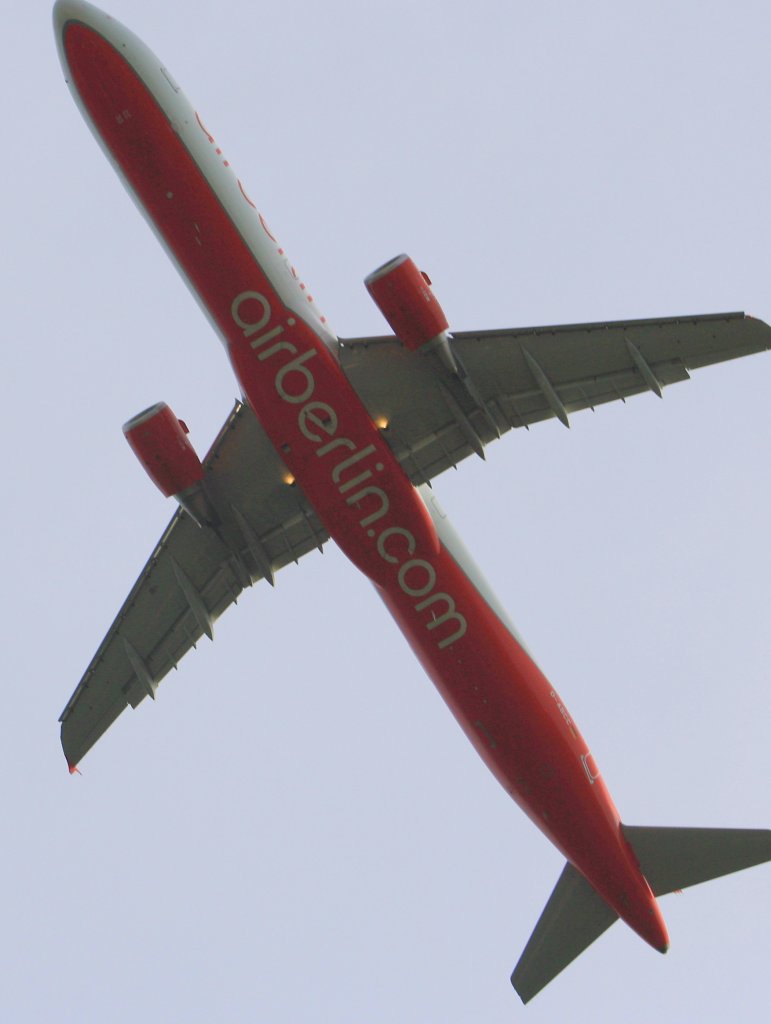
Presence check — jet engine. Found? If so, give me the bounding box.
[123,402,216,527]
[123,402,203,496]
[364,254,449,351]
[365,253,500,449]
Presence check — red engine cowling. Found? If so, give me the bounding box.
[364,254,449,351]
[123,402,204,498]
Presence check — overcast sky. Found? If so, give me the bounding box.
[3,1,769,1021]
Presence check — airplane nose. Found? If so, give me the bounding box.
[53,1,104,38]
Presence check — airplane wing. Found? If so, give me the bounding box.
[340,312,771,484]
[60,401,327,770]
[64,312,769,768]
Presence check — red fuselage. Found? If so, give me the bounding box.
[59,4,669,953]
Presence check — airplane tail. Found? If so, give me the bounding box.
[511,825,771,1003]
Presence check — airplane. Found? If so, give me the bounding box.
[53,0,771,1003]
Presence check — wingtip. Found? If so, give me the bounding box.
[68,763,81,775]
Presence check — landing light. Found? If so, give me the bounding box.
[375,416,389,430]
[283,473,296,486]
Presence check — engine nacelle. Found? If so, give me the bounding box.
[364,254,449,351]
[123,402,204,498]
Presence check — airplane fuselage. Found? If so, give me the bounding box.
[56,1,669,954]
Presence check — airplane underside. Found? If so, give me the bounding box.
[53,0,771,1003]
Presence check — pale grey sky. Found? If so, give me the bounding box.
[3,1,769,1021]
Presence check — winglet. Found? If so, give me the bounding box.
[68,763,81,775]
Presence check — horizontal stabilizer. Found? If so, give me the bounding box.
[511,861,617,1003]
[623,825,771,896]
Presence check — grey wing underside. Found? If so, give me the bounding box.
[62,311,770,767]
[340,312,771,485]
[60,401,328,769]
